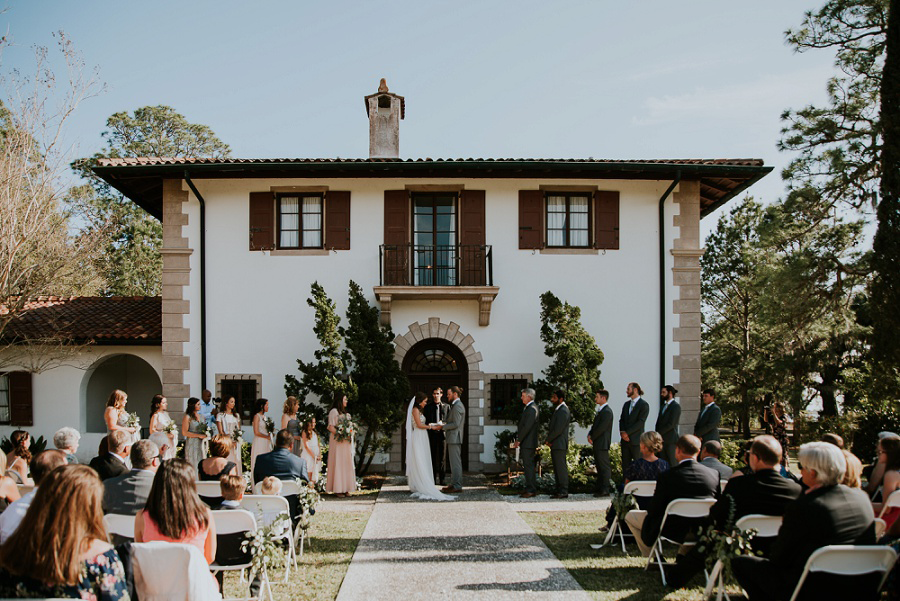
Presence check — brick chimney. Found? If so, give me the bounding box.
[365,79,405,159]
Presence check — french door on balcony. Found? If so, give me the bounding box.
[413,193,457,286]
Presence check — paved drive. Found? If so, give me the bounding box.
[336,476,592,600]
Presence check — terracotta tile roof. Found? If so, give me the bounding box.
[1,296,161,345]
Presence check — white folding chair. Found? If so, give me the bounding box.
[104,513,136,542]
[879,489,900,518]
[16,483,34,496]
[196,480,225,497]
[646,497,716,586]
[211,509,271,601]
[788,545,898,601]
[239,495,297,581]
[720,480,729,491]
[875,517,887,539]
[591,480,657,553]
[132,541,222,600]
[704,514,784,601]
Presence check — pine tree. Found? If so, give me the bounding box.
[284,282,356,424]
[340,281,409,475]
[534,291,604,426]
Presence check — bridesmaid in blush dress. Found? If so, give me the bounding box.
[216,396,243,477]
[250,398,273,484]
[326,391,356,497]
[148,394,177,460]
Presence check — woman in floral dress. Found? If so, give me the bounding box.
[148,394,177,460]
[326,391,356,496]
[215,396,243,477]
[0,465,130,600]
[181,397,209,472]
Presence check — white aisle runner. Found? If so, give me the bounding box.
[336,476,592,600]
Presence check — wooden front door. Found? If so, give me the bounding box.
[401,339,469,470]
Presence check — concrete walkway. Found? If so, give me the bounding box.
[336,476,592,600]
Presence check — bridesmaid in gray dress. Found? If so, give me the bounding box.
[282,396,303,457]
[181,397,209,473]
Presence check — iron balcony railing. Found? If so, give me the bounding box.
[379,244,493,287]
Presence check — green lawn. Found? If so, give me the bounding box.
[521,511,744,601]
[222,503,374,601]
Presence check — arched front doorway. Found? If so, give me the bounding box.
[83,354,162,434]
[401,339,469,470]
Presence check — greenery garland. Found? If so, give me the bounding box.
[695,495,759,582]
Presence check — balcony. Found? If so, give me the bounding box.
[374,244,500,327]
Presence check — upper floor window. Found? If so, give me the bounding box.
[278,195,323,248]
[546,193,590,247]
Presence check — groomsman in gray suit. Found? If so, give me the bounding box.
[440,386,466,493]
[545,390,571,499]
[588,389,613,496]
[514,388,539,498]
[619,382,650,472]
[694,389,721,443]
[655,385,681,467]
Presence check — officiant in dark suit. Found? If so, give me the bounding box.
[423,386,449,486]
[545,390,571,499]
[655,385,681,467]
[588,389,613,496]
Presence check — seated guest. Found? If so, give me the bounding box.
[624,434,719,557]
[135,458,217,565]
[873,439,900,528]
[0,453,21,513]
[53,427,81,464]
[0,449,67,543]
[254,429,309,522]
[864,433,900,498]
[732,441,876,600]
[0,465,130,600]
[668,436,802,588]
[261,476,283,495]
[699,440,733,480]
[213,474,260,596]
[89,431,131,482]
[728,440,755,479]
[821,432,844,449]
[841,449,863,488]
[622,431,669,512]
[103,440,160,516]
[198,435,238,481]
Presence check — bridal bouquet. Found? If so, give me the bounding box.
[241,512,290,576]
[264,416,275,436]
[335,415,355,442]
[124,412,140,429]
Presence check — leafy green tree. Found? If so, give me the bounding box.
[340,281,409,475]
[284,282,356,424]
[870,0,900,397]
[70,106,231,296]
[533,291,604,427]
[701,198,774,436]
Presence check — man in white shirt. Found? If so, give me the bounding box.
[0,449,68,543]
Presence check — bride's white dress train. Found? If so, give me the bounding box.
[406,399,456,501]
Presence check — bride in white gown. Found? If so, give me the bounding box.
[406,393,456,501]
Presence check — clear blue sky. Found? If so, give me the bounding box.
[4,1,835,227]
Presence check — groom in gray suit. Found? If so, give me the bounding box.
[440,386,466,493]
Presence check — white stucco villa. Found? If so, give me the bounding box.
[1,83,771,469]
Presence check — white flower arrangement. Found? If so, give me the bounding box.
[163,421,177,435]
[231,427,245,446]
[335,415,355,442]
[264,416,275,435]
[241,512,290,576]
[125,412,140,429]
[196,421,211,437]
[295,478,321,533]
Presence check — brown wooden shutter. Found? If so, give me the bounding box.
[594,190,620,250]
[519,190,544,249]
[249,192,275,250]
[459,190,486,285]
[324,191,351,250]
[383,190,410,285]
[8,371,32,426]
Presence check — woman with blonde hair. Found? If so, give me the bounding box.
[282,396,302,456]
[0,465,129,599]
[104,389,138,446]
[624,430,670,485]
